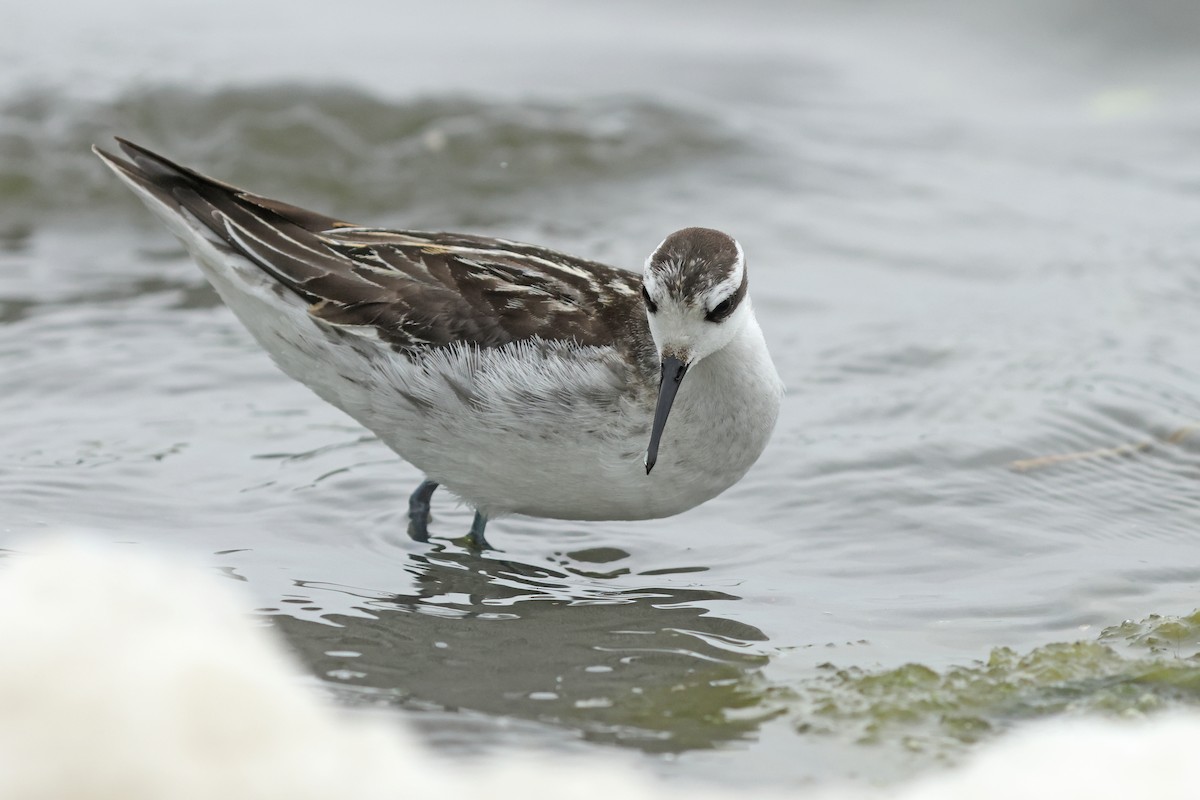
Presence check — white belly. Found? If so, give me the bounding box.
[357,321,783,521]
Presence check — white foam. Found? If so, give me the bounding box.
[0,538,732,800]
[882,715,1199,800]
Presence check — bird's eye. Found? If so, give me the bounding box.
[641,285,658,314]
[705,295,736,322]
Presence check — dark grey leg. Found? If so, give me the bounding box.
[407,479,438,542]
[468,511,492,550]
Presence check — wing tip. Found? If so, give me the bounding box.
[93,138,188,210]
[92,141,135,175]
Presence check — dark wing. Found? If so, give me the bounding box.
[98,138,651,360]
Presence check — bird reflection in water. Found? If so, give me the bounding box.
[268,545,783,753]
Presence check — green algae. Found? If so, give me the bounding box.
[792,612,1200,762]
[1099,610,1200,657]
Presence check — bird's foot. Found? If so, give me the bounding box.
[466,511,492,551]
[408,480,492,549]
[406,479,439,542]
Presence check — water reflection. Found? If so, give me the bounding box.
[269,546,780,753]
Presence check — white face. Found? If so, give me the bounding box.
[640,229,750,474]
[641,239,749,366]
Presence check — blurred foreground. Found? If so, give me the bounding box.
[0,538,1196,800]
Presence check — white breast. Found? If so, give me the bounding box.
[356,314,783,521]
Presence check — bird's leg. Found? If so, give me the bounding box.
[407,479,439,542]
[468,511,492,550]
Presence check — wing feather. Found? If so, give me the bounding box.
[98,139,653,371]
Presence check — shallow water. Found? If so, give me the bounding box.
[4,0,1200,788]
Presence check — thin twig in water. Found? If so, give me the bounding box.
[1009,425,1199,473]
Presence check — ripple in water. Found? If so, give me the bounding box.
[0,84,747,233]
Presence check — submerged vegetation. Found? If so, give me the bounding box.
[791,612,1200,763]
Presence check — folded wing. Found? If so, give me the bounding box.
[96,139,650,358]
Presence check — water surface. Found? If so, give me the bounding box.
[4,0,1200,788]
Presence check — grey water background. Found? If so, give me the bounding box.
[4,0,1200,787]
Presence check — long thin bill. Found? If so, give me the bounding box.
[644,355,689,474]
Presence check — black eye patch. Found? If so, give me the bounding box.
[705,294,737,322]
[641,285,658,314]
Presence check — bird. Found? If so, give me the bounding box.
[94,139,783,549]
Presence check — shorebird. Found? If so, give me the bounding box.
[95,139,783,549]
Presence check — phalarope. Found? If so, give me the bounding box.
[95,139,783,548]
